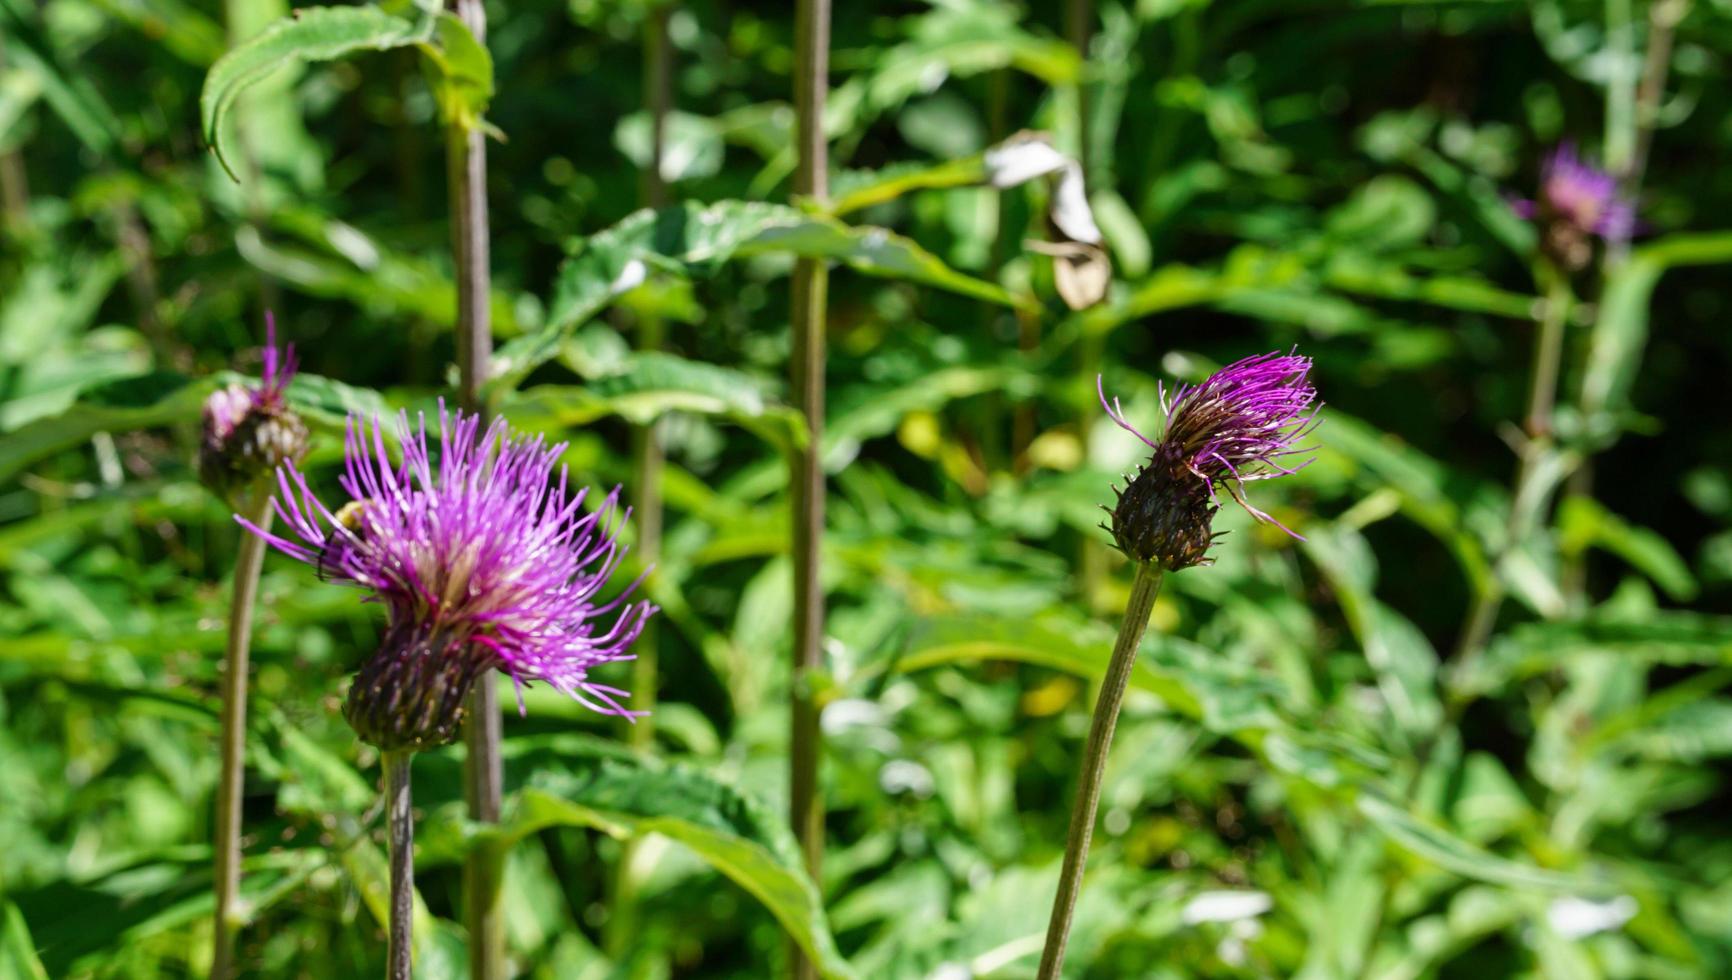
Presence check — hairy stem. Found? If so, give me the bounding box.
[210,495,274,979]
[1037,562,1163,979]
[444,1,502,977]
[790,1,831,977]
[384,750,415,980]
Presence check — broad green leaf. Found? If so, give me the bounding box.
[499,201,1028,387]
[0,372,211,483]
[505,352,806,456]
[200,6,435,178]
[0,370,384,483]
[1357,794,1611,894]
[484,743,856,980]
[862,611,1286,736]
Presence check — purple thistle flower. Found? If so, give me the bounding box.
[1511,143,1635,269]
[199,313,308,501]
[241,405,657,750]
[1100,350,1320,570]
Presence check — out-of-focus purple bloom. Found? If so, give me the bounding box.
[199,313,308,500]
[1511,143,1635,268]
[1100,351,1319,570]
[243,406,656,750]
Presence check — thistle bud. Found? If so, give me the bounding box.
[237,406,657,750]
[199,315,307,501]
[1100,351,1319,570]
[344,622,496,751]
[1511,144,1635,272]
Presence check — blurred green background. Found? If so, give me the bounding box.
[4,0,1732,977]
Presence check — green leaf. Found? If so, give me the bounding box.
[0,373,211,483]
[417,12,492,132]
[862,611,1287,736]
[504,352,806,456]
[1604,698,1732,763]
[1302,525,1442,738]
[1557,496,1697,601]
[1,902,48,980]
[487,742,856,980]
[1319,411,1496,594]
[828,156,989,217]
[0,0,123,156]
[1459,613,1732,696]
[1357,793,1612,894]
[1583,232,1732,422]
[200,6,434,178]
[499,201,1028,387]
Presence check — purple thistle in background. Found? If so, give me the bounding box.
[199,313,308,501]
[242,406,656,751]
[1512,143,1635,270]
[1100,350,1320,570]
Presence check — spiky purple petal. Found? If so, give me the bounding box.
[241,405,655,746]
[1101,351,1319,568]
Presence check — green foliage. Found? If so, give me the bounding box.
[5,0,1732,976]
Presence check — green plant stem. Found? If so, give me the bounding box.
[606,2,671,960]
[383,749,415,980]
[1037,562,1163,980]
[210,494,274,980]
[1562,0,1687,601]
[444,1,502,977]
[1449,273,1572,684]
[789,1,831,978]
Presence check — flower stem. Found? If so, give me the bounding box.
[1037,562,1163,980]
[1449,272,1573,683]
[383,749,416,980]
[790,1,831,977]
[210,494,274,979]
[444,0,503,975]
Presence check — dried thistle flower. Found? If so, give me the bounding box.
[1100,351,1320,570]
[242,407,655,750]
[1512,143,1635,271]
[199,314,308,501]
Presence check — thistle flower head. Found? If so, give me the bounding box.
[242,406,656,751]
[199,313,308,501]
[1100,351,1319,570]
[1513,143,1635,270]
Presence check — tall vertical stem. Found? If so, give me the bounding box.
[1037,562,1163,979]
[789,1,831,978]
[629,0,671,756]
[1450,273,1572,692]
[210,496,275,980]
[445,2,501,978]
[606,2,672,960]
[383,750,416,980]
[1562,0,1687,601]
